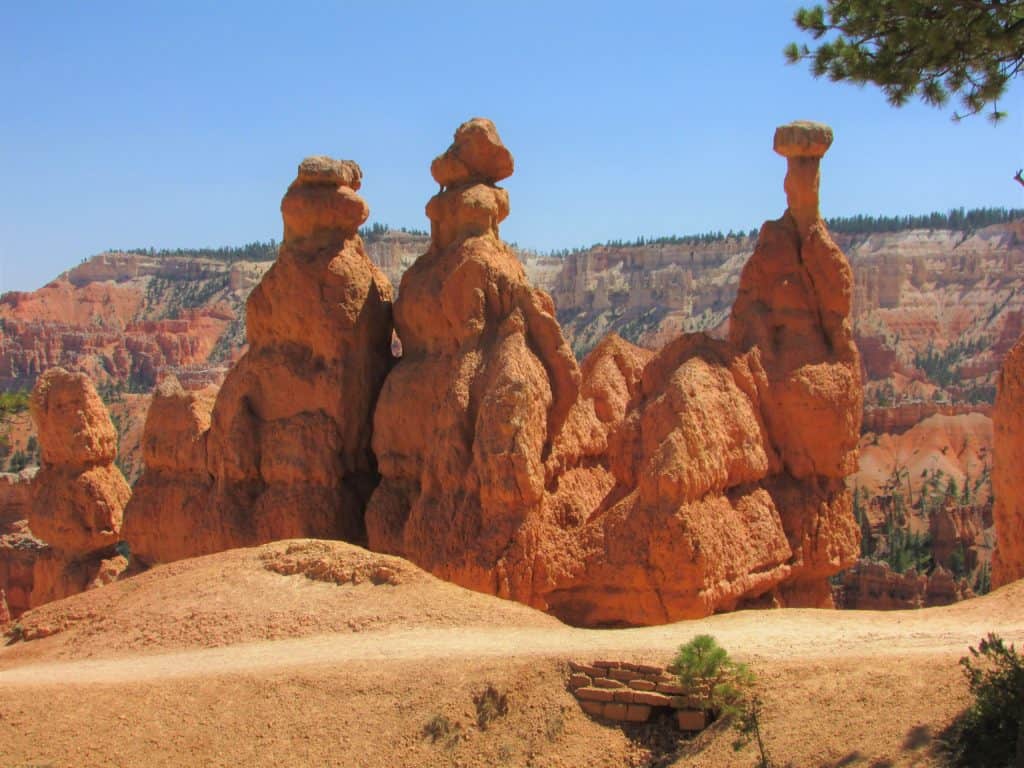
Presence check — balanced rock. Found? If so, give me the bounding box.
[430,117,514,187]
[124,157,394,565]
[993,336,1024,587]
[730,120,861,604]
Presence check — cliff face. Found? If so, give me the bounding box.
[122,156,395,565]
[0,256,264,392]
[993,336,1024,587]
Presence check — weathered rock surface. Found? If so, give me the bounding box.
[835,559,973,609]
[28,369,129,555]
[0,370,130,617]
[120,378,217,563]
[541,122,861,623]
[367,119,861,625]
[123,156,394,565]
[993,336,1024,587]
[0,274,243,392]
[366,117,580,596]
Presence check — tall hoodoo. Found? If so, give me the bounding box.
[992,336,1024,587]
[366,118,580,597]
[123,156,394,565]
[536,120,862,624]
[728,120,862,605]
[365,118,861,624]
[110,120,861,627]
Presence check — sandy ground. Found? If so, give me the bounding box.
[1,539,1022,768]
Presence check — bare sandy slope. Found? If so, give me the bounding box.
[1,539,1022,768]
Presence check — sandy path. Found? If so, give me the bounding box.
[4,601,1021,687]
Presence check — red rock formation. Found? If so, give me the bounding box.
[367,119,861,625]
[930,504,986,572]
[0,308,235,392]
[121,377,217,563]
[993,336,1024,587]
[728,122,863,605]
[835,559,973,610]
[861,402,992,436]
[540,122,861,623]
[123,156,394,565]
[0,370,130,616]
[0,470,48,618]
[366,118,580,594]
[28,369,129,556]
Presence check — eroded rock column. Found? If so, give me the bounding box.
[366,118,579,598]
[124,157,394,565]
[993,336,1024,587]
[26,368,130,604]
[729,121,862,607]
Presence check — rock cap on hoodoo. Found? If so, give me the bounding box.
[430,117,514,187]
[29,367,118,467]
[773,121,833,159]
[296,156,362,190]
[281,155,369,240]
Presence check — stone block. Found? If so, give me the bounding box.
[579,700,604,717]
[632,691,672,707]
[603,703,629,721]
[625,704,652,723]
[613,689,635,703]
[628,679,656,691]
[569,661,603,676]
[676,710,707,731]
[593,660,619,668]
[655,682,685,695]
[635,664,664,675]
[618,662,638,671]
[609,669,635,682]
[568,673,591,689]
[593,677,625,689]
[576,687,615,702]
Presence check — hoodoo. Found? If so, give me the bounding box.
[366,119,862,625]
[366,118,580,595]
[123,157,394,564]
[993,336,1024,587]
[0,369,132,613]
[85,120,863,626]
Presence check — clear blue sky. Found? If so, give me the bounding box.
[2,1,1022,292]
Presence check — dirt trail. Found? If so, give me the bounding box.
[3,597,1021,687]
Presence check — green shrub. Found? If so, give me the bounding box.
[944,633,1024,767]
[668,634,753,717]
[0,390,30,415]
